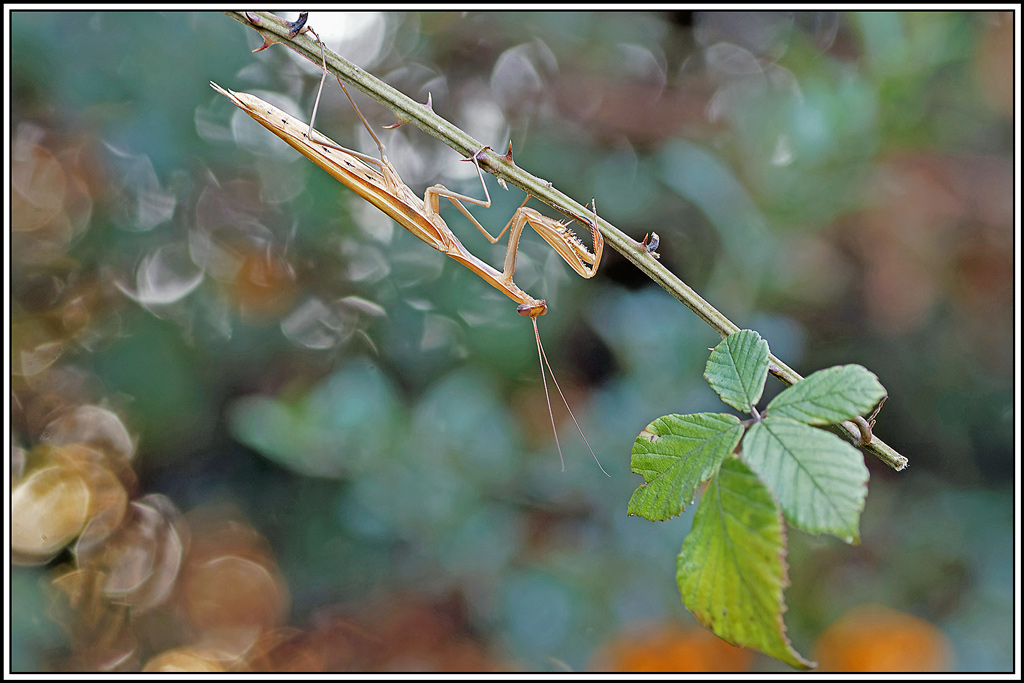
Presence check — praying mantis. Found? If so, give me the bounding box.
[212,30,609,472]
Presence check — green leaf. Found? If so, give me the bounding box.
[677,456,814,669]
[765,364,886,425]
[743,416,868,543]
[628,413,744,521]
[704,330,770,413]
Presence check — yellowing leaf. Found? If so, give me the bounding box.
[677,456,814,670]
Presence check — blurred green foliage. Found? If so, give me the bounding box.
[10,11,1014,672]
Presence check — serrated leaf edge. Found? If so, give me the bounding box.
[678,457,815,669]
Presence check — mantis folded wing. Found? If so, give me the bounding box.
[210,82,602,318]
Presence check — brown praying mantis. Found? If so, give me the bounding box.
[211,31,609,473]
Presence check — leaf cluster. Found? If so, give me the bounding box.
[628,330,887,668]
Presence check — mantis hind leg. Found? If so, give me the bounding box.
[302,23,390,169]
[425,160,527,245]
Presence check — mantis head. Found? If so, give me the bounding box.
[517,300,548,317]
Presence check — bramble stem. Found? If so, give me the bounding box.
[222,11,908,472]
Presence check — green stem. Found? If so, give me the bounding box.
[222,11,908,472]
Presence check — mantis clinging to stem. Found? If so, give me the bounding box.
[212,21,609,473]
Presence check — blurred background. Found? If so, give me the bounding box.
[9,10,1016,673]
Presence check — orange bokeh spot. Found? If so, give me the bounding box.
[593,622,753,672]
[814,604,952,672]
[228,248,297,319]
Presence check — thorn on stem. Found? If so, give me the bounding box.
[285,11,309,37]
[642,232,661,259]
[385,93,434,129]
[252,36,273,53]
